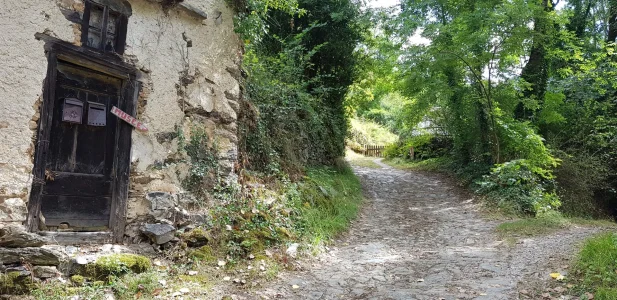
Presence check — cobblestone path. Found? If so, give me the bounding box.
[245,160,601,300]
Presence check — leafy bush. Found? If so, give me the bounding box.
[476,159,561,215]
[554,150,611,218]
[235,0,363,175]
[383,143,403,158]
[239,24,349,174]
[384,134,452,160]
[497,119,558,169]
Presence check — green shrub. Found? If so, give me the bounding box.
[383,143,405,158]
[476,159,560,215]
[179,126,220,204]
[554,150,611,218]
[384,134,452,160]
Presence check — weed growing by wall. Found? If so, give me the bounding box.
[178,126,220,204]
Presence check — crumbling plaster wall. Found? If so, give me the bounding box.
[0,0,242,236]
[123,0,242,237]
[0,0,77,225]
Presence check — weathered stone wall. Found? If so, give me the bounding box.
[0,0,241,240]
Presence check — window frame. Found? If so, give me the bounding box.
[81,0,128,55]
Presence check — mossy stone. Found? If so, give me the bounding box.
[188,245,217,262]
[70,275,85,286]
[84,253,151,279]
[181,227,212,247]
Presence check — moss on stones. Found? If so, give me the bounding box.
[188,245,217,262]
[0,271,34,294]
[70,275,85,286]
[83,253,151,279]
[181,227,212,247]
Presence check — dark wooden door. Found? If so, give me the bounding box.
[40,61,122,230]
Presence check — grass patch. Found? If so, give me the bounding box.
[296,164,364,246]
[111,271,161,300]
[596,288,617,300]
[345,149,381,168]
[570,233,617,299]
[496,212,615,238]
[573,233,617,288]
[383,157,451,172]
[496,212,569,237]
[32,271,161,300]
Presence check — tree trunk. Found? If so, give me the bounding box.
[516,0,554,120]
[568,0,591,38]
[608,0,617,43]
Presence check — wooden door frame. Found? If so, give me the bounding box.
[27,34,139,243]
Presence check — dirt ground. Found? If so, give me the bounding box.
[230,159,604,300]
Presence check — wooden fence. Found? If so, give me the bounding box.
[363,145,385,157]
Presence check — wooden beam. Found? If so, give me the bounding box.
[110,79,139,243]
[26,52,58,232]
[38,231,113,245]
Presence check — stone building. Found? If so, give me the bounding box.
[0,0,242,245]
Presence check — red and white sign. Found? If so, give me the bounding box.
[111,106,148,132]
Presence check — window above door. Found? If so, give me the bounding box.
[81,0,130,55]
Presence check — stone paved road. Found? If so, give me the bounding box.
[244,160,602,300]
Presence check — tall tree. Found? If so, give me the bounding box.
[608,0,617,42]
[516,0,556,120]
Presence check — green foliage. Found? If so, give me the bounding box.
[111,271,160,299]
[211,183,292,257]
[235,0,364,175]
[32,281,108,300]
[0,271,34,295]
[573,233,617,294]
[554,150,611,218]
[180,127,220,203]
[32,271,160,300]
[373,0,617,218]
[188,245,217,263]
[497,119,559,170]
[207,163,362,258]
[476,159,561,215]
[596,288,617,300]
[347,118,398,146]
[383,134,452,160]
[230,0,305,41]
[70,275,85,286]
